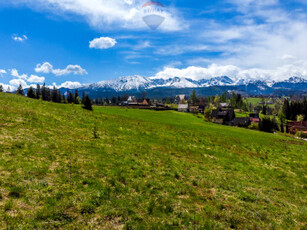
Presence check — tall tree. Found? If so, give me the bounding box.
[190,90,199,105]
[83,95,93,111]
[36,84,41,99]
[220,92,227,103]
[81,91,86,104]
[27,86,36,98]
[74,90,80,104]
[0,84,3,92]
[16,84,24,96]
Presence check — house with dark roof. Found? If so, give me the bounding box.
[286,121,307,135]
[212,109,235,125]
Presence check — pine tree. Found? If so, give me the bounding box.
[220,92,227,103]
[16,84,24,96]
[27,86,36,98]
[0,85,3,92]
[52,86,58,103]
[191,90,199,105]
[83,95,93,111]
[36,84,41,99]
[74,90,80,104]
[81,91,85,104]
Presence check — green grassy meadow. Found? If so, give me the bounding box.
[0,93,306,229]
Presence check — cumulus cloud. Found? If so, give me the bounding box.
[59,81,83,89]
[27,74,45,83]
[89,37,117,50]
[151,63,307,82]
[0,69,6,77]
[0,83,14,92]
[35,62,87,76]
[9,79,28,88]
[7,0,184,31]
[12,35,28,42]
[11,69,28,79]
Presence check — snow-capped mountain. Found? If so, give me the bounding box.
[63,75,307,98]
[79,75,307,92]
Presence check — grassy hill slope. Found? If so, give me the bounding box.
[0,93,306,229]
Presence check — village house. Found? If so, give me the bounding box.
[286,121,307,135]
[137,99,151,106]
[127,96,138,105]
[178,104,189,112]
[175,95,186,104]
[249,113,261,123]
[211,109,235,125]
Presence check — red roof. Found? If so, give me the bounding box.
[250,118,261,122]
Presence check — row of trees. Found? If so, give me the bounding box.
[282,98,307,121]
[13,84,93,111]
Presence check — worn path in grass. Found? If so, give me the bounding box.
[0,93,306,229]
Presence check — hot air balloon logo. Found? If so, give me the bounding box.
[142,1,166,30]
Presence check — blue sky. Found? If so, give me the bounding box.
[0,0,307,90]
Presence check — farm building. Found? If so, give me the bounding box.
[286,121,307,135]
[137,99,151,106]
[212,109,235,125]
[178,104,189,112]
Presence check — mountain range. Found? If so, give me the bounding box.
[62,76,307,98]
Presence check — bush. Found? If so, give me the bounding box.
[259,117,279,133]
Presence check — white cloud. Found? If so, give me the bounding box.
[151,63,307,82]
[89,37,117,50]
[59,81,83,89]
[9,79,28,88]
[27,74,45,83]
[11,69,28,79]
[0,83,14,92]
[12,35,28,42]
[8,0,184,31]
[0,69,6,77]
[35,62,88,76]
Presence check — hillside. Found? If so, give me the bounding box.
[0,93,306,229]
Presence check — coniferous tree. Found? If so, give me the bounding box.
[27,86,36,98]
[220,92,227,103]
[74,90,80,104]
[16,84,24,96]
[190,90,199,105]
[52,86,59,103]
[83,95,93,111]
[81,91,85,104]
[0,84,3,92]
[36,84,41,99]
[41,83,47,101]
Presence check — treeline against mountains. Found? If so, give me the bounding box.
[3,84,93,111]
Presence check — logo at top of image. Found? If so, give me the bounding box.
[142,1,166,30]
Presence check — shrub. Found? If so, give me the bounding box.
[259,117,279,133]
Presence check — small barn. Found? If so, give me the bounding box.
[178,104,189,112]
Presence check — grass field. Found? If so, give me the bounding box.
[0,93,306,229]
